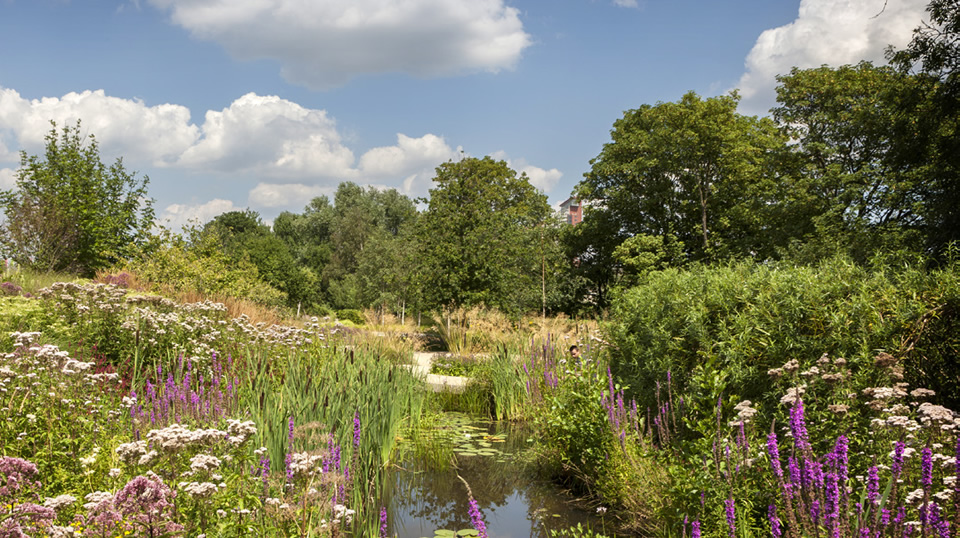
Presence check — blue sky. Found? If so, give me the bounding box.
[0,0,930,229]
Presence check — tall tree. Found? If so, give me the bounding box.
[772,62,931,256]
[0,121,154,275]
[418,156,551,314]
[576,92,790,281]
[888,0,960,255]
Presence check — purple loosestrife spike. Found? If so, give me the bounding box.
[923,447,934,490]
[789,399,811,453]
[724,498,736,538]
[811,500,821,525]
[868,466,880,506]
[380,506,388,538]
[768,433,784,478]
[468,498,488,538]
[826,472,841,538]
[769,505,782,538]
[893,441,907,478]
[692,521,701,538]
[354,411,361,449]
[835,436,849,482]
[288,416,295,445]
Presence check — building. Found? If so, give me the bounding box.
[558,196,582,226]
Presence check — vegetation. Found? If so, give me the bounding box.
[0,121,154,276]
[0,2,959,536]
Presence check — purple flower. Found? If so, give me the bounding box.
[354,411,361,449]
[769,505,781,538]
[922,446,934,490]
[768,433,784,478]
[468,497,488,538]
[379,506,388,538]
[892,441,906,478]
[834,435,849,484]
[692,520,701,538]
[724,498,736,538]
[867,465,880,506]
[789,399,811,453]
[788,456,801,488]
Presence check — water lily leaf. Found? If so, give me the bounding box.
[457,530,479,537]
[434,530,456,537]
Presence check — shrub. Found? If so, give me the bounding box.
[607,254,960,427]
[337,309,365,325]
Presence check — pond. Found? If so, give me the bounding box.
[382,413,610,538]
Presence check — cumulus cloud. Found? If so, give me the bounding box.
[489,151,563,193]
[0,86,561,212]
[0,87,199,165]
[177,93,357,179]
[248,182,333,209]
[158,198,240,230]
[0,168,16,190]
[358,134,456,178]
[148,0,532,89]
[736,0,928,115]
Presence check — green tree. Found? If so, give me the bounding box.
[204,210,318,308]
[418,156,552,314]
[574,92,790,308]
[772,62,931,257]
[0,121,155,275]
[888,0,960,255]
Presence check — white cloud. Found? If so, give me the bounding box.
[736,0,928,115]
[0,87,199,165]
[488,151,562,193]
[612,0,639,7]
[248,182,333,209]
[148,0,532,89]
[177,93,357,179]
[0,86,560,212]
[0,168,16,190]
[158,198,240,230]
[358,133,455,178]
[520,164,563,192]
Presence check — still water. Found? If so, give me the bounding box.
[382,414,609,538]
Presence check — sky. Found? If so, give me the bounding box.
[0,0,932,230]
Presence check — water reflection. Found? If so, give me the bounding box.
[384,417,605,538]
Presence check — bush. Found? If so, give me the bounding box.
[607,253,960,441]
[336,308,365,325]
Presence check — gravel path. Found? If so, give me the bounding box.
[410,351,469,393]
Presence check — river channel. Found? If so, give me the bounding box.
[382,413,610,538]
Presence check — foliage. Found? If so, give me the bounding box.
[418,156,557,315]
[204,209,320,309]
[772,62,932,258]
[606,253,960,424]
[125,227,288,308]
[0,121,154,276]
[336,308,365,325]
[887,0,960,256]
[577,91,791,269]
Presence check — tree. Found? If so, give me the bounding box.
[579,92,790,264]
[0,121,154,275]
[772,62,932,257]
[418,156,552,314]
[888,0,960,255]
[573,92,791,307]
[203,210,318,308]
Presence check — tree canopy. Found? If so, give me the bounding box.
[417,156,555,314]
[0,121,154,276]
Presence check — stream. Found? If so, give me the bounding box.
[382,413,610,538]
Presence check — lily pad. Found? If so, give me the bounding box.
[457,530,479,537]
[434,530,456,537]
